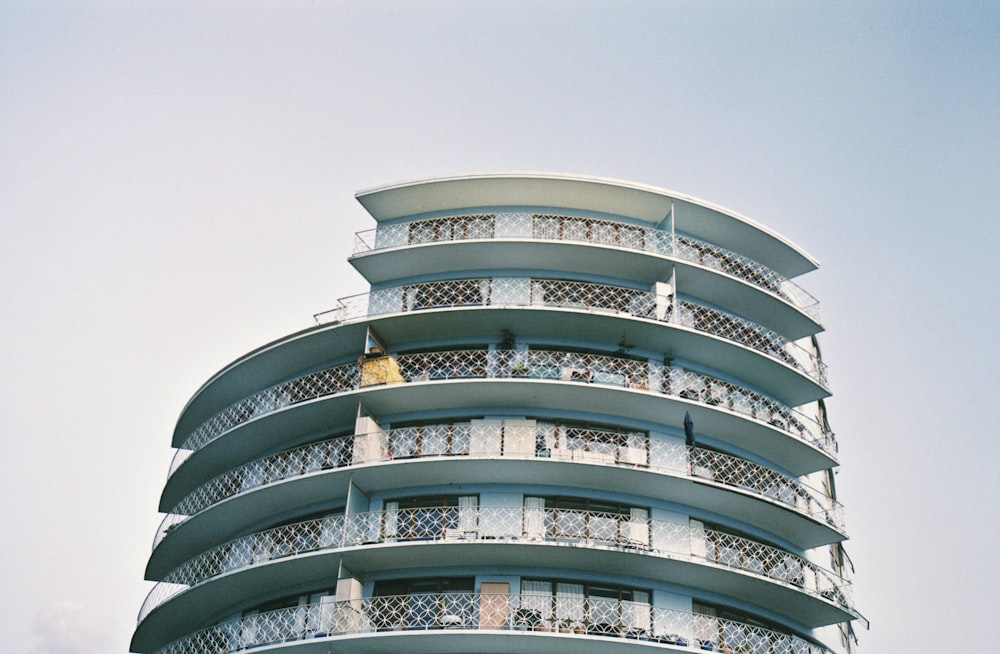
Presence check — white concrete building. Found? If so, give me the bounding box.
[132,173,864,654]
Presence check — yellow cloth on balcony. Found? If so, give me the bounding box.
[360,355,405,387]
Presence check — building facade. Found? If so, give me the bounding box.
[133,173,863,654]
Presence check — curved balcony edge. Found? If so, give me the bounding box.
[164,426,843,543]
[137,592,835,654]
[146,508,854,622]
[149,458,846,584]
[173,346,835,473]
[349,212,820,321]
[313,277,828,391]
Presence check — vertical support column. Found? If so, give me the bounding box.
[670,266,678,318]
[654,281,674,322]
[669,202,679,318]
[344,475,374,544]
[365,326,387,355]
[354,410,387,463]
[334,571,364,634]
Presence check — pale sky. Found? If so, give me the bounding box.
[1,2,997,653]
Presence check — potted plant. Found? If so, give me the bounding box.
[511,364,529,377]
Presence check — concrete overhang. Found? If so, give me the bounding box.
[355,173,818,278]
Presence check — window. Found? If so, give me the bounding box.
[697,520,783,579]
[372,577,475,630]
[524,496,649,548]
[693,600,804,653]
[387,423,471,459]
[520,579,650,634]
[404,279,489,311]
[239,588,338,647]
[407,215,496,244]
[530,214,646,251]
[383,495,478,541]
[536,421,648,466]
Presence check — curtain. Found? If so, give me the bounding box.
[693,603,720,647]
[470,419,502,456]
[555,582,584,623]
[458,496,478,535]
[383,501,398,540]
[628,507,650,547]
[523,497,545,539]
[520,580,552,627]
[623,590,651,632]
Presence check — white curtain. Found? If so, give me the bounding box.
[524,497,545,539]
[520,580,552,626]
[422,424,449,455]
[458,496,478,535]
[383,501,398,540]
[693,603,719,646]
[470,419,502,456]
[623,591,651,631]
[503,419,536,457]
[628,507,650,547]
[555,583,584,622]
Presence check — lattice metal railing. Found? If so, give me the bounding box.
[681,301,826,387]
[395,348,828,449]
[170,435,359,516]
[173,346,834,477]
[683,446,843,527]
[179,361,358,452]
[158,419,842,554]
[143,506,852,624]
[149,593,832,654]
[350,212,820,319]
[153,513,187,550]
[313,277,827,387]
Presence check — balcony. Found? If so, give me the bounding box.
[154,506,851,608]
[349,212,819,326]
[164,424,841,543]
[312,277,828,401]
[169,346,834,490]
[145,593,831,654]
[138,508,855,645]
[150,427,845,582]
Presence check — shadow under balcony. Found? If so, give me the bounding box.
[148,451,846,584]
[136,591,833,654]
[349,209,821,332]
[168,376,835,510]
[135,511,855,651]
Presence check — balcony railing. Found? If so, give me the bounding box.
[312,277,828,387]
[350,211,821,320]
[179,345,833,459]
[163,423,842,547]
[142,507,853,625]
[149,593,831,654]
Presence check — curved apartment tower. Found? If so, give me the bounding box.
[133,173,864,654]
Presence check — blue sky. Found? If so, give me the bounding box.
[1,2,997,652]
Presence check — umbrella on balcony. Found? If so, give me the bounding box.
[684,411,696,447]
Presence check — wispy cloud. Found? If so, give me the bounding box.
[30,601,115,654]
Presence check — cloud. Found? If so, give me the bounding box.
[30,601,115,654]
